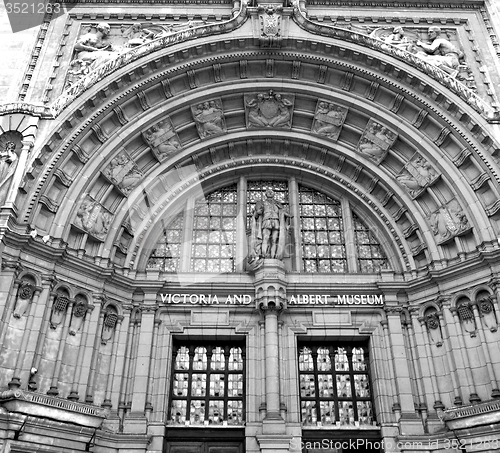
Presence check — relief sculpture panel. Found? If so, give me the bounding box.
[191,99,227,139]
[142,117,182,161]
[311,101,348,141]
[73,195,113,241]
[396,153,439,198]
[244,90,294,129]
[427,199,470,244]
[356,119,397,164]
[102,151,142,196]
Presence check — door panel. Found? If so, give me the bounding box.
[167,442,203,453]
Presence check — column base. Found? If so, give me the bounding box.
[262,416,286,434]
[257,434,292,453]
[123,412,148,434]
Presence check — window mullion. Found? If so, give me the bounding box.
[235,176,247,272]
[342,199,358,271]
[180,198,195,272]
[289,176,302,272]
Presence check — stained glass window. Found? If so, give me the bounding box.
[298,343,374,427]
[299,186,347,273]
[146,212,184,272]
[352,213,389,273]
[169,343,245,426]
[191,185,237,273]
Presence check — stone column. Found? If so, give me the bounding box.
[384,305,423,435]
[236,176,247,272]
[103,314,125,409]
[253,260,292,452]
[288,177,302,271]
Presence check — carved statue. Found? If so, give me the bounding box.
[73,23,119,68]
[312,101,348,140]
[245,90,294,129]
[383,26,412,50]
[357,120,397,163]
[191,100,227,138]
[396,156,438,196]
[0,141,18,206]
[248,189,290,267]
[103,152,142,195]
[122,23,156,47]
[74,196,113,241]
[415,27,463,76]
[142,117,181,160]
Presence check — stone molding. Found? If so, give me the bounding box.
[0,389,108,427]
[443,399,500,430]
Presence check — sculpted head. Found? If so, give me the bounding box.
[427,26,441,40]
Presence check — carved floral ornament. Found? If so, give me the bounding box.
[12,281,35,319]
[479,297,495,314]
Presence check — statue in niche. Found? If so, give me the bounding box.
[0,141,18,206]
[101,311,118,345]
[414,27,464,77]
[69,298,88,336]
[311,101,348,141]
[245,91,294,129]
[74,196,113,241]
[428,199,469,243]
[248,189,291,268]
[13,281,35,319]
[142,117,181,161]
[357,119,397,164]
[396,155,438,197]
[191,100,227,139]
[50,295,69,329]
[102,152,142,195]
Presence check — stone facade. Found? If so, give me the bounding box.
[1,0,500,452]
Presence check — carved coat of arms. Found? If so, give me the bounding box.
[357,119,398,164]
[311,100,348,141]
[143,117,181,161]
[259,5,282,47]
[245,90,294,129]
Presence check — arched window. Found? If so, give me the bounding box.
[146,180,390,273]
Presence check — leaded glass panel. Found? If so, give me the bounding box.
[146,211,184,272]
[299,186,347,273]
[353,212,389,273]
[169,343,245,426]
[298,343,375,427]
[190,185,237,273]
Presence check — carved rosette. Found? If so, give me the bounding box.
[426,199,470,245]
[478,297,498,333]
[244,91,294,130]
[357,119,397,164]
[13,282,35,319]
[142,116,182,161]
[69,298,88,336]
[311,100,348,141]
[191,99,227,139]
[50,295,70,329]
[73,195,113,241]
[396,153,439,198]
[102,151,142,196]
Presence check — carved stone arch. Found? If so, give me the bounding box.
[16,270,40,287]
[472,286,495,302]
[420,302,441,318]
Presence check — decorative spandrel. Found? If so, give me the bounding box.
[73,195,113,241]
[191,99,227,139]
[102,151,142,196]
[427,199,470,244]
[142,117,181,161]
[396,153,439,198]
[357,119,397,164]
[244,91,294,129]
[311,101,348,141]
